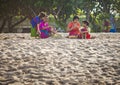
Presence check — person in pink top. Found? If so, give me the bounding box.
[38,13,56,38]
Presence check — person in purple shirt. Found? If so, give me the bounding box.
[38,14,57,38]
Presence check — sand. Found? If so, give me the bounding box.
[0,33,120,85]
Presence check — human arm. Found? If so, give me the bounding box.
[41,26,49,29]
[88,27,91,33]
[67,27,72,32]
[70,22,80,30]
[37,24,41,34]
[67,22,80,32]
[40,22,52,30]
[73,23,80,29]
[81,30,88,33]
[67,22,72,32]
[81,27,88,33]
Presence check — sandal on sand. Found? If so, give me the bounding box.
[67,36,78,39]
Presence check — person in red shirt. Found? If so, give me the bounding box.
[67,16,81,38]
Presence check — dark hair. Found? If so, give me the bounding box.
[39,12,46,18]
[82,20,89,26]
[73,16,79,21]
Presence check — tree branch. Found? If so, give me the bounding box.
[10,17,27,29]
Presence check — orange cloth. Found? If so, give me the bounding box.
[67,22,80,36]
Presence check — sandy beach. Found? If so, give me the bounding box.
[0,33,120,85]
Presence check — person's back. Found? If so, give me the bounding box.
[30,15,41,37]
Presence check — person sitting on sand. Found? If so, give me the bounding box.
[79,21,91,39]
[67,16,81,38]
[103,19,111,32]
[30,13,42,37]
[38,13,57,38]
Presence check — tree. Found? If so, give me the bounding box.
[0,0,41,33]
[0,0,119,32]
[0,0,27,32]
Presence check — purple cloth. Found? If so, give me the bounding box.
[81,28,87,32]
[39,21,51,38]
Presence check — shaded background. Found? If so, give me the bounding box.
[0,0,120,33]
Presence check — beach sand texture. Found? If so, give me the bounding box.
[0,33,120,85]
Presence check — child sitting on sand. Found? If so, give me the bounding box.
[79,21,91,39]
[38,13,57,38]
[67,16,81,38]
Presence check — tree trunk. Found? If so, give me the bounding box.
[0,16,27,33]
[9,17,27,33]
[0,18,7,33]
[8,16,13,33]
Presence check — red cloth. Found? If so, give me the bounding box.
[79,27,91,39]
[67,22,80,36]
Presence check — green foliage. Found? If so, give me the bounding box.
[0,0,120,32]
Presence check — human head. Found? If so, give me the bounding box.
[39,12,46,19]
[82,20,89,26]
[43,16,49,22]
[73,16,79,22]
[39,12,48,22]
